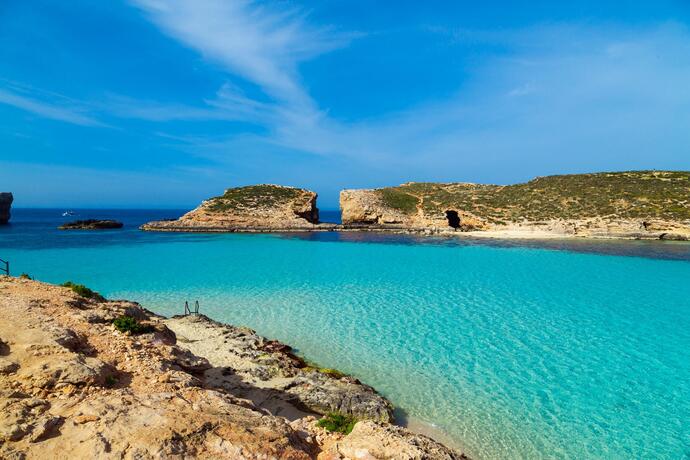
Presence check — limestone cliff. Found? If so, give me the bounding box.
[340,171,690,239]
[0,192,12,225]
[0,277,466,459]
[142,184,335,232]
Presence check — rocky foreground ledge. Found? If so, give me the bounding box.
[0,277,466,459]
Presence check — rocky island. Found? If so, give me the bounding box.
[142,184,337,233]
[341,171,690,240]
[0,192,12,225]
[0,276,465,459]
[141,171,690,240]
[59,220,124,230]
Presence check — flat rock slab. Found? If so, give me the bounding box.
[58,219,123,230]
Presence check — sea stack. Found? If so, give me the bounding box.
[0,192,13,224]
[142,184,336,232]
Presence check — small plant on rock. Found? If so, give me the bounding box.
[19,273,32,280]
[62,281,104,301]
[113,315,154,334]
[317,412,357,435]
[317,367,346,379]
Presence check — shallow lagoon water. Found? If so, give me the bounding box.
[2,209,689,459]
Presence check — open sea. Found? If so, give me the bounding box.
[1,209,689,459]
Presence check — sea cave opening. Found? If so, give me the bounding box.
[445,210,460,229]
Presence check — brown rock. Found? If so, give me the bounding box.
[73,414,99,424]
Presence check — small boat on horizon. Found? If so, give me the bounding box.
[62,210,76,217]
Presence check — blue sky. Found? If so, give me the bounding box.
[1,1,690,208]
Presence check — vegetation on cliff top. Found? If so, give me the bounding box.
[375,171,690,223]
[113,315,154,334]
[62,281,105,301]
[206,184,311,213]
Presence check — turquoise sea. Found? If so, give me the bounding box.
[2,209,689,459]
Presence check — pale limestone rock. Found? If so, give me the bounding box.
[0,278,466,459]
[320,421,468,460]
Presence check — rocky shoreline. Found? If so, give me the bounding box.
[142,220,690,241]
[0,277,466,459]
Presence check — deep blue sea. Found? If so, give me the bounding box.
[2,209,689,459]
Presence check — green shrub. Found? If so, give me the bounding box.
[62,281,104,301]
[113,315,154,334]
[317,413,357,434]
[19,273,32,280]
[302,360,347,379]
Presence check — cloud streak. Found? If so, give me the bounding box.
[0,85,105,127]
[131,0,355,108]
[7,3,690,198]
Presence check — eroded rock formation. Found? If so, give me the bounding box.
[0,277,466,459]
[0,192,12,225]
[340,171,690,239]
[142,184,336,232]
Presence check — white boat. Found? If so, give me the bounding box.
[62,210,76,217]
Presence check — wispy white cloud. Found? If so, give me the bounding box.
[131,0,356,108]
[136,19,690,183]
[18,2,687,189]
[0,84,105,127]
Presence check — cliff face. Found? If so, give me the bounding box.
[143,184,333,232]
[0,192,12,225]
[340,171,690,239]
[0,277,466,459]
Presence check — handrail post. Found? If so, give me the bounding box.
[194,301,199,315]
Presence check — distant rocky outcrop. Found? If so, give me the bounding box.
[142,184,336,232]
[340,171,690,240]
[0,277,466,459]
[0,192,12,225]
[59,219,123,230]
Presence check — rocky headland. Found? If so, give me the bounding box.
[0,192,13,225]
[340,171,690,240]
[0,276,465,459]
[58,220,124,230]
[142,185,336,233]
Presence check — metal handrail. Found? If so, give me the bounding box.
[0,258,8,276]
[183,300,200,316]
